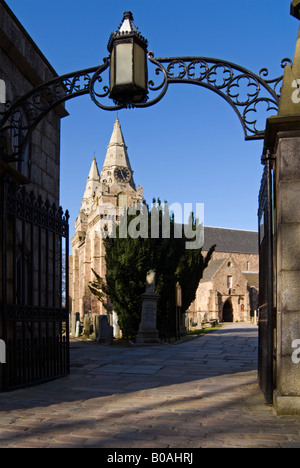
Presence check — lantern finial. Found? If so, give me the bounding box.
[108,12,148,106]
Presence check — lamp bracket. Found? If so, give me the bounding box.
[0,53,290,162]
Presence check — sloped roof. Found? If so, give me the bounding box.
[201,258,226,282]
[203,226,258,254]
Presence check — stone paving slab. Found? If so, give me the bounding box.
[1,323,300,448]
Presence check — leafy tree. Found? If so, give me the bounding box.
[89,200,215,339]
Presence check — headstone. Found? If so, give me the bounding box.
[93,314,100,341]
[75,312,80,337]
[98,315,113,345]
[112,311,121,339]
[84,315,90,339]
[136,270,161,344]
[71,313,76,337]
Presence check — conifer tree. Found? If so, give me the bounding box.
[89,200,215,339]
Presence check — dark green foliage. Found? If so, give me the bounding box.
[89,269,109,307]
[89,200,215,339]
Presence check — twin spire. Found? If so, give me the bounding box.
[82,117,135,207]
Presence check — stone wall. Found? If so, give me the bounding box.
[273,131,300,413]
[0,1,68,203]
[0,2,69,391]
[203,250,259,274]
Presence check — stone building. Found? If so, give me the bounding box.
[70,118,143,323]
[0,1,69,391]
[70,118,259,334]
[188,227,259,327]
[0,1,67,201]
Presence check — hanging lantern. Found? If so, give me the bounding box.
[107,11,148,106]
[291,0,300,19]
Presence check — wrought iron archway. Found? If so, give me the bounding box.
[0,49,286,397]
[0,52,290,163]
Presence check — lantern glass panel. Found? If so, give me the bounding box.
[115,43,133,85]
[134,43,146,89]
[110,48,115,88]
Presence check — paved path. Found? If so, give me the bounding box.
[1,323,300,448]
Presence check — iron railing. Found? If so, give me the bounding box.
[0,179,69,391]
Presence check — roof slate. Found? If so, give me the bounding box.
[203,226,258,254]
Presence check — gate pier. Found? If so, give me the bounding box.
[264,115,300,414]
[263,19,300,412]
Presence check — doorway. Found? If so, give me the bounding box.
[223,299,233,322]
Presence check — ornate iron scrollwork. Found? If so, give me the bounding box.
[0,53,290,162]
[140,55,290,140]
[0,64,103,162]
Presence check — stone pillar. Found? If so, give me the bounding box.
[265,115,300,414]
[262,8,300,413]
[136,270,161,344]
[136,291,160,344]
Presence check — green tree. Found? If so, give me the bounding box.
[89,200,215,339]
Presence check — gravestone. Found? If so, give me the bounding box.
[98,315,113,345]
[84,315,91,339]
[75,312,80,337]
[93,314,100,341]
[136,270,161,344]
[71,313,76,337]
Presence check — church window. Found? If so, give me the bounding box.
[247,261,250,271]
[227,276,233,289]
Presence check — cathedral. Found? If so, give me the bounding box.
[69,118,259,334]
[69,118,143,322]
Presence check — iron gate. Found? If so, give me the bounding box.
[258,152,276,405]
[0,178,70,391]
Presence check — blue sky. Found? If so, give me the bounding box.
[4,0,300,240]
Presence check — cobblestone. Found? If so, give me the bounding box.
[1,323,300,448]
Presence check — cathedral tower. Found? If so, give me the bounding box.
[70,118,143,319]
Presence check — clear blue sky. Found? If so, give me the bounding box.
[4,0,300,240]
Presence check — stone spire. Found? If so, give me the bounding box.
[81,156,101,214]
[101,117,135,189]
[102,117,133,171]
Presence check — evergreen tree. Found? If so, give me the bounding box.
[89,200,215,339]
